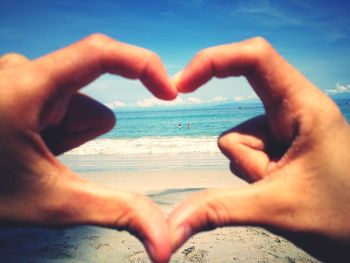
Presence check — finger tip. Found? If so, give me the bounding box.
[145,239,172,263]
[142,212,172,263]
[172,70,192,93]
[217,132,234,153]
[166,88,179,101]
[172,70,183,86]
[156,82,178,101]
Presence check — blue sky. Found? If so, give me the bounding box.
[1,0,350,108]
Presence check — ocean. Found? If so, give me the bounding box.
[1,96,349,263]
[59,96,350,173]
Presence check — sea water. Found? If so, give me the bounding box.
[60,96,350,173]
[66,102,264,155]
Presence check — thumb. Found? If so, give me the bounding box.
[168,178,304,252]
[26,170,171,263]
[66,180,171,263]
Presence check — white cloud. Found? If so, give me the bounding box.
[233,94,258,101]
[186,97,203,104]
[105,94,258,109]
[135,97,184,108]
[233,96,245,102]
[105,100,126,109]
[325,84,350,95]
[134,96,218,108]
[212,96,229,103]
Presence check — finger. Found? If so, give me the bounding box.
[61,179,171,263]
[176,37,316,105]
[0,53,29,69]
[41,93,116,155]
[71,183,171,263]
[218,115,288,182]
[32,34,177,100]
[175,37,332,142]
[2,170,171,263]
[168,178,322,253]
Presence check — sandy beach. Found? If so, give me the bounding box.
[0,158,319,262]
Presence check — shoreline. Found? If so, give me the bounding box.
[58,151,230,174]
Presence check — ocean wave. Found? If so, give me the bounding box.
[65,136,220,155]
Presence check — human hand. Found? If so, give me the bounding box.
[169,37,350,261]
[0,34,177,263]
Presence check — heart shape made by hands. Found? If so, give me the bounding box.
[0,34,349,263]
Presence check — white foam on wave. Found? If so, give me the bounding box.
[65,136,220,155]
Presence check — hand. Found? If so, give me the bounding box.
[0,34,177,263]
[169,37,350,261]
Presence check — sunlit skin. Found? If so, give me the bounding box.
[0,34,177,263]
[1,34,350,262]
[170,37,350,262]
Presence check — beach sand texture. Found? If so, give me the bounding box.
[0,168,320,263]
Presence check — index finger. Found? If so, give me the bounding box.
[174,37,321,109]
[32,34,177,100]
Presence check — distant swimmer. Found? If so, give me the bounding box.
[178,123,182,128]
[187,123,191,129]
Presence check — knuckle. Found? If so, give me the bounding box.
[122,193,150,227]
[194,48,212,62]
[82,33,115,55]
[193,48,215,75]
[0,53,29,67]
[245,36,274,66]
[0,52,27,62]
[84,33,111,46]
[148,50,160,61]
[103,191,137,229]
[144,50,161,65]
[309,95,346,128]
[139,50,161,78]
[250,36,270,48]
[127,192,150,215]
[80,33,115,71]
[201,190,227,228]
[250,36,271,52]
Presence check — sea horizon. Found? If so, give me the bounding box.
[59,95,350,174]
